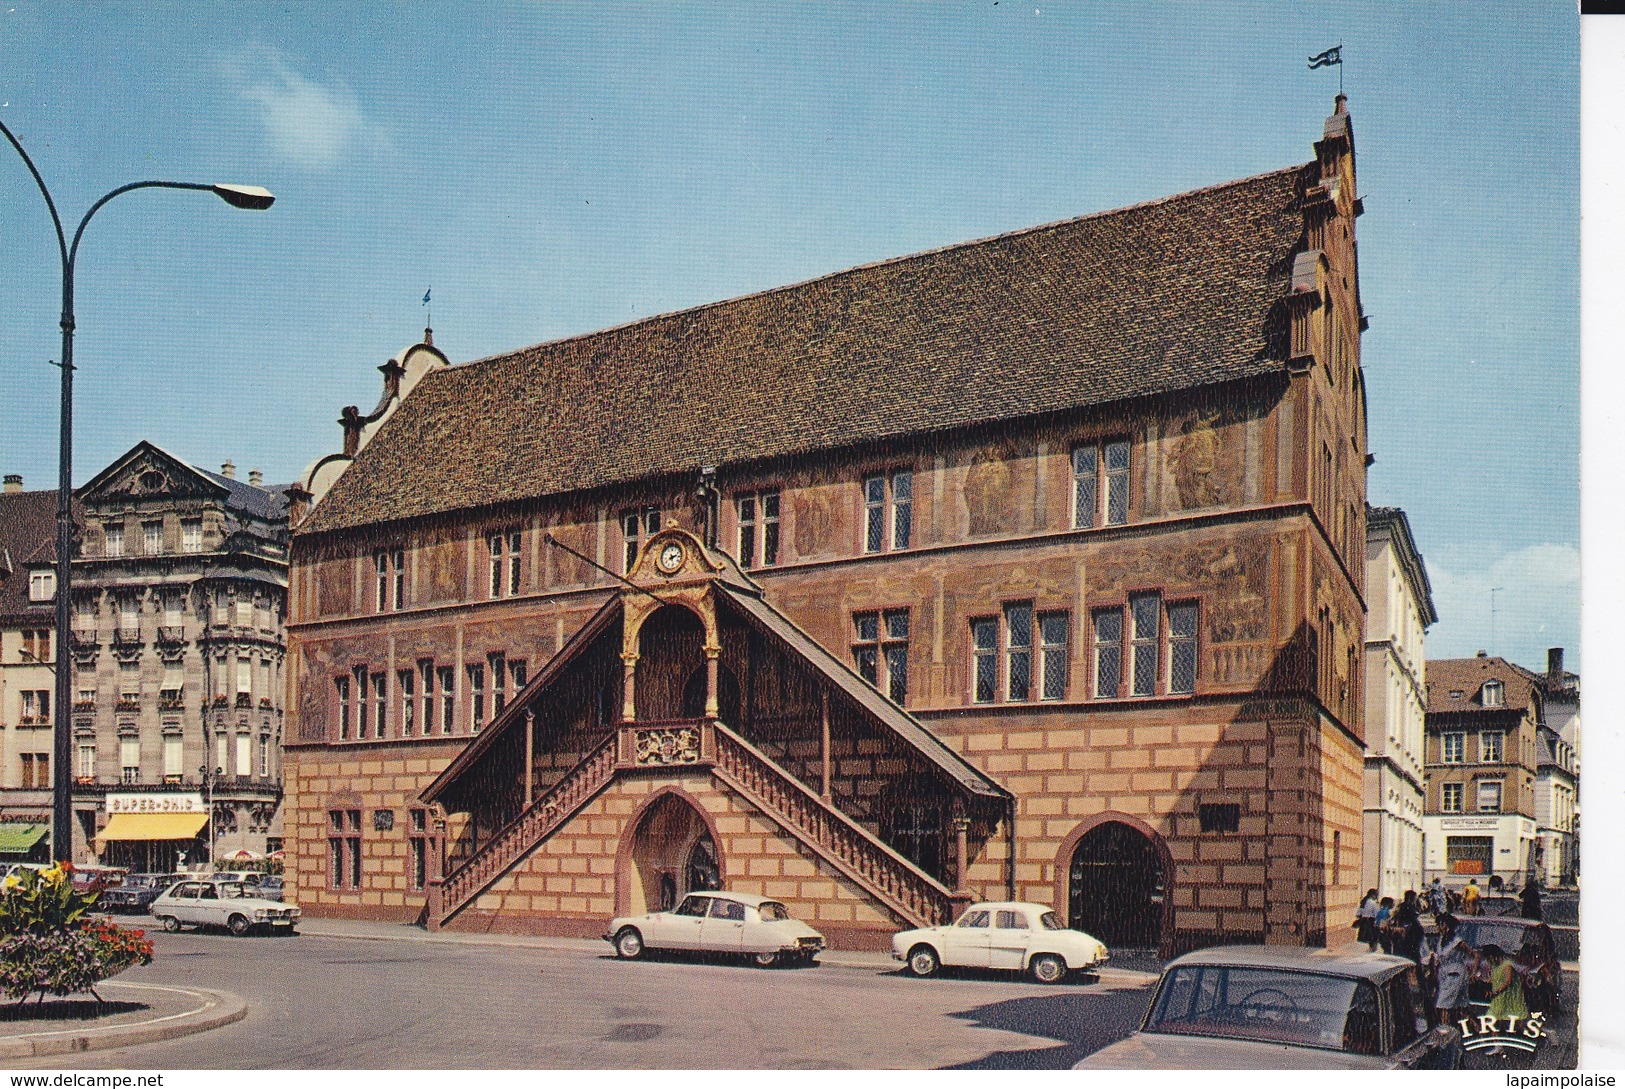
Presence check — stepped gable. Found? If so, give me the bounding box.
[301,163,1315,535]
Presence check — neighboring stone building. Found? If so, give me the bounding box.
[1422,654,1540,887]
[0,477,59,861]
[1533,648,1578,887]
[284,97,1371,954]
[69,443,289,871]
[1361,507,1435,896]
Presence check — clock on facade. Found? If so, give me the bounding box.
[657,542,685,574]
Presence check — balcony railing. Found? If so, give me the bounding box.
[72,700,96,713]
[114,698,141,712]
[158,691,185,711]
[112,630,142,649]
[235,693,253,709]
[156,626,185,645]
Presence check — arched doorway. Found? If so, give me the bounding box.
[635,605,706,720]
[620,790,722,915]
[1067,819,1169,949]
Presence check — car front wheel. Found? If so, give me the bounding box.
[159,915,181,933]
[907,945,941,978]
[752,950,780,968]
[614,927,645,960]
[1029,954,1067,984]
[227,914,252,937]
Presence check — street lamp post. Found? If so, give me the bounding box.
[0,118,273,865]
[199,764,219,870]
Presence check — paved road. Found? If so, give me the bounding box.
[14,928,1155,1069]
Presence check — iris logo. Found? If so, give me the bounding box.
[1456,1012,1548,1053]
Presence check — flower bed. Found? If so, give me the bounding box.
[0,865,153,1003]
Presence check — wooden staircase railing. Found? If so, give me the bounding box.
[429,732,618,927]
[710,721,961,928]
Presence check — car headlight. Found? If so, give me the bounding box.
[254,910,269,919]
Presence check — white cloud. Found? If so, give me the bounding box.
[226,55,383,171]
[1425,543,1580,672]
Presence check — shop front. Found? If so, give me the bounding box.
[1424,813,1536,887]
[94,793,209,874]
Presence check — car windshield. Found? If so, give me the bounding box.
[1145,966,1382,1055]
[221,884,254,899]
[1039,912,1065,931]
[757,902,789,921]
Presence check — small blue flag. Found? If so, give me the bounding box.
[423,287,431,306]
[1308,46,1342,69]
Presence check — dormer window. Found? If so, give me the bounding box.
[1481,680,1504,708]
[28,570,55,602]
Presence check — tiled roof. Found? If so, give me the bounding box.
[0,489,58,624]
[196,469,292,523]
[1426,656,1540,715]
[301,163,1316,535]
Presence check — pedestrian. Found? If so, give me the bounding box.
[1376,896,1395,954]
[1428,877,1449,917]
[1355,888,1381,951]
[1462,878,1482,916]
[1519,881,1543,921]
[1428,913,1477,1027]
[1481,943,1529,1060]
[1393,891,1426,964]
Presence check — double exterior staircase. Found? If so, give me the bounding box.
[429,719,960,931]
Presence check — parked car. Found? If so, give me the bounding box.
[606,891,824,967]
[255,875,285,901]
[97,873,177,914]
[70,865,127,894]
[204,871,262,887]
[891,901,1108,984]
[1077,946,1462,1069]
[1448,915,1564,1014]
[1,863,46,882]
[150,879,300,936]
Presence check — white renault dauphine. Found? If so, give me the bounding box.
[150,878,300,936]
[892,901,1109,984]
[606,890,825,967]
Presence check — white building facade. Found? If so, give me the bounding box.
[1362,507,1435,897]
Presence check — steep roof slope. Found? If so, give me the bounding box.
[0,490,58,623]
[303,163,1314,535]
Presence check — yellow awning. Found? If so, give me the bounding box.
[95,812,208,845]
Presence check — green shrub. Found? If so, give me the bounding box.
[0,865,153,1002]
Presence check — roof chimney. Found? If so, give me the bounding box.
[2,474,21,494]
[1547,647,1564,684]
[1476,649,1488,658]
[221,460,236,480]
[248,468,263,487]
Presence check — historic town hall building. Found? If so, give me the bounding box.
[283,98,1370,955]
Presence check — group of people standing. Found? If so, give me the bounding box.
[1354,877,1545,1033]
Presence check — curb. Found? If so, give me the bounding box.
[0,983,247,1060]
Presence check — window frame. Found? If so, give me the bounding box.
[1071,439,1131,529]
[862,471,913,554]
[1480,730,1504,764]
[852,608,910,704]
[328,809,363,891]
[620,507,662,573]
[1089,592,1199,699]
[1441,732,1465,764]
[1440,782,1464,813]
[1476,779,1503,814]
[735,490,782,570]
[488,529,522,598]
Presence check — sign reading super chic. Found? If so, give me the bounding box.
[105,793,205,815]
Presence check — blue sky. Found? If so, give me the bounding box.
[0,1,1579,672]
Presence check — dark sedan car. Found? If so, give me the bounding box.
[97,873,175,914]
[1078,946,1462,1069]
[1452,916,1564,1014]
